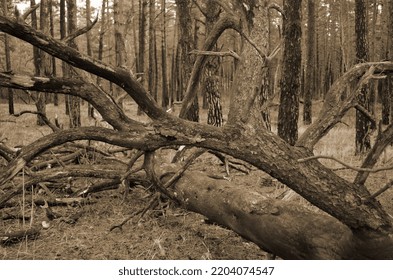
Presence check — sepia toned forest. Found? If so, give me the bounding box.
[1,0,393,260]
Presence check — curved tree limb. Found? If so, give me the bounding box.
[0,72,138,130]
[63,13,98,43]
[298,155,393,173]
[0,15,166,120]
[296,63,393,150]
[354,123,393,185]
[12,110,59,132]
[179,15,241,119]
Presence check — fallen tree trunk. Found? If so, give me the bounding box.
[172,170,393,259]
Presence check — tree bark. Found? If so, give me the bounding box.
[204,1,223,127]
[175,0,199,122]
[278,0,302,145]
[66,0,81,128]
[160,0,169,109]
[355,0,372,154]
[136,0,148,115]
[148,0,157,101]
[2,0,13,115]
[85,0,93,116]
[303,0,315,125]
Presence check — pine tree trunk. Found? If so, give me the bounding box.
[355,0,372,154]
[303,0,315,125]
[66,0,81,128]
[175,0,199,122]
[160,0,169,109]
[148,0,157,101]
[60,0,69,115]
[388,0,393,123]
[137,0,147,115]
[278,0,302,145]
[86,0,94,116]
[204,1,223,127]
[49,0,58,106]
[2,0,13,115]
[113,0,128,108]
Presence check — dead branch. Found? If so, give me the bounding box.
[12,110,59,132]
[30,150,81,171]
[354,123,393,185]
[63,14,99,43]
[1,227,40,246]
[144,151,178,201]
[0,165,131,207]
[109,192,160,232]
[353,103,377,128]
[21,3,40,21]
[192,0,208,17]
[298,155,393,173]
[0,16,166,120]
[365,180,393,202]
[162,148,206,189]
[0,72,137,130]
[0,143,15,162]
[237,28,267,59]
[189,49,240,60]
[297,63,393,150]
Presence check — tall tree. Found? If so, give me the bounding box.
[355,0,372,154]
[175,0,198,122]
[49,0,58,106]
[86,0,94,116]
[160,0,169,109]
[204,1,223,127]
[278,0,302,145]
[35,0,51,125]
[66,0,81,128]
[60,0,69,115]
[388,0,393,123]
[303,0,315,125]
[380,0,390,125]
[137,0,147,115]
[113,0,128,108]
[2,0,13,115]
[148,0,157,101]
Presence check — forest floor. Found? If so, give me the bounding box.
[1,99,393,259]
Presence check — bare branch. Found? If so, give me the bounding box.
[353,103,377,128]
[63,14,99,43]
[237,28,267,59]
[365,180,393,202]
[144,151,178,201]
[21,3,40,21]
[192,0,208,17]
[298,155,393,173]
[189,49,240,60]
[297,62,393,150]
[354,123,393,185]
[0,15,165,120]
[12,110,59,132]
[0,72,137,130]
[162,148,206,189]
